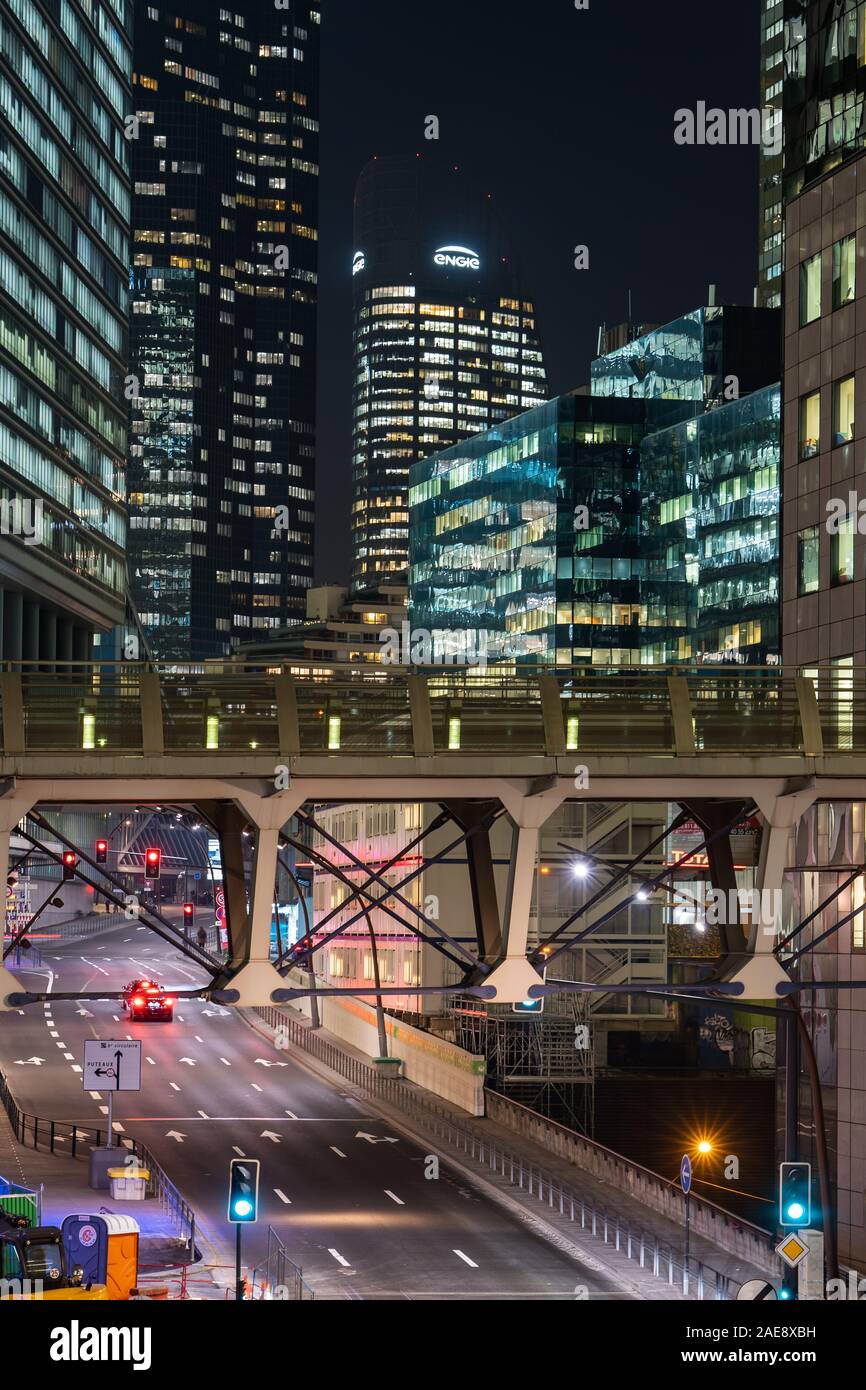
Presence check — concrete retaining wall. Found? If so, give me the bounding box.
[486,1091,780,1277]
[285,974,485,1114]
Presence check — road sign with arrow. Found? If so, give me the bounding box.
[83,1039,141,1092]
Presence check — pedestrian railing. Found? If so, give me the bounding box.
[0,1066,196,1256]
[256,1005,737,1300]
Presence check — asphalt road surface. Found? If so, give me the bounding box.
[0,920,631,1300]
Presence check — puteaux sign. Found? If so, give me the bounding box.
[434,244,480,270]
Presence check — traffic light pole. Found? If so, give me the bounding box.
[236,1225,243,1302]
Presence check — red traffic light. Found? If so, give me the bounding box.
[145,847,161,879]
[183,902,194,919]
[62,851,77,881]
[95,839,108,864]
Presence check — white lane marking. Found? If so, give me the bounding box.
[71,1065,82,1073]
[146,1057,155,1065]
[170,1082,180,1092]
[198,1110,209,1120]
[55,1042,67,1049]
[49,1031,59,1038]
[99,1105,108,1115]
[330,1146,346,1159]
[81,957,110,976]
[454,1250,478,1269]
[232,1146,246,1157]
[90,1091,101,1100]
[285,1109,298,1120]
[112,1015,119,1022]
[274,1189,291,1205]
[384,1190,405,1206]
[251,1083,263,1093]
[328,1249,350,1268]
[126,1035,134,1041]
[63,1053,74,1061]
[112,1122,125,1133]
[220,1058,231,1067]
[195,1036,204,1044]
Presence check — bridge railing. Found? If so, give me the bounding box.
[0,661,860,758]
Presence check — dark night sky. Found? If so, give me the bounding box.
[315,0,761,583]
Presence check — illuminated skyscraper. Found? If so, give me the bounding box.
[350,154,548,592]
[128,3,319,659]
[0,0,130,661]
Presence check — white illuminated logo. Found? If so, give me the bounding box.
[434,244,480,270]
[352,251,366,276]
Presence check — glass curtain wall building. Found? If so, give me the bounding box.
[759,0,866,307]
[0,0,130,662]
[410,386,781,668]
[591,305,781,415]
[128,2,319,660]
[351,154,548,593]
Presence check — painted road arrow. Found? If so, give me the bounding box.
[260,1131,282,1144]
[76,1008,94,1018]
[355,1131,398,1144]
[201,1008,230,1017]
[14,1057,45,1066]
[165,1131,186,1142]
[179,1057,197,1066]
[254,1059,289,1068]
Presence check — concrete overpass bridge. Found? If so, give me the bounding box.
[1,661,864,1009]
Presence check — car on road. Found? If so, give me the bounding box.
[122,979,174,1021]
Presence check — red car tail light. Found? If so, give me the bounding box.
[132,996,144,1007]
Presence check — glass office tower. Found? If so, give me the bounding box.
[0,0,130,662]
[591,305,781,415]
[351,154,548,593]
[129,3,319,660]
[410,386,781,667]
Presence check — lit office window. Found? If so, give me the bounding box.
[833,375,855,445]
[799,390,820,458]
[831,514,856,586]
[832,234,856,308]
[799,252,821,325]
[798,526,820,595]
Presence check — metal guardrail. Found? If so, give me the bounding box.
[255,1006,735,1300]
[0,660,858,759]
[251,1227,315,1302]
[0,1066,196,1257]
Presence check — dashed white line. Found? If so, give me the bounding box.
[232,1146,245,1157]
[71,1065,82,1073]
[198,1110,209,1120]
[220,1058,231,1067]
[274,1189,291,1205]
[90,1091,101,1101]
[146,1057,155,1066]
[170,1082,180,1092]
[63,1053,74,1061]
[285,1109,298,1120]
[329,1146,346,1159]
[384,1190,405,1206]
[99,1105,108,1115]
[49,1031,59,1038]
[54,1042,66,1049]
[251,1083,263,1093]
[328,1249,350,1268]
[453,1250,478,1269]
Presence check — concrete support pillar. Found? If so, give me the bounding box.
[4,591,23,662]
[442,800,501,963]
[57,619,74,665]
[71,626,90,664]
[484,780,569,1003]
[39,609,57,670]
[205,790,305,1005]
[22,602,39,662]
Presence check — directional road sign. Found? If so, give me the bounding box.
[680,1153,693,1195]
[83,1039,141,1092]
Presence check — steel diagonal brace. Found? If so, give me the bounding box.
[532,810,691,962]
[775,863,866,953]
[538,800,755,969]
[290,807,495,969]
[280,832,473,973]
[21,817,221,977]
[296,809,450,941]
